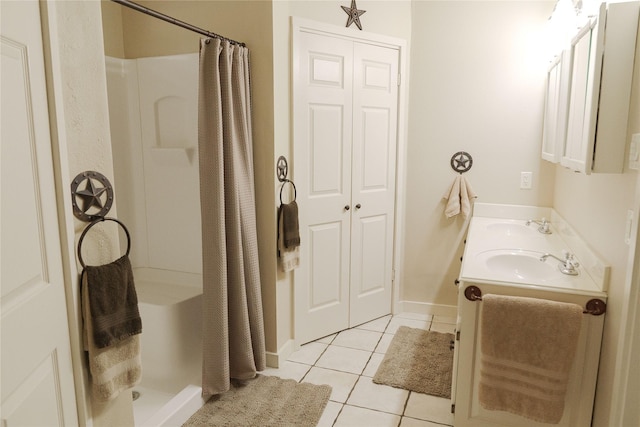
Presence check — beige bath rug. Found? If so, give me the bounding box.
[182,375,331,427]
[373,326,454,398]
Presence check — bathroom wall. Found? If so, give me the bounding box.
[41,1,133,425]
[101,0,125,58]
[552,22,640,426]
[403,0,556,310]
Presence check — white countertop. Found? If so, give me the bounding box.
[459,207,608,298]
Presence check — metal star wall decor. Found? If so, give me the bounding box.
[450,151,473,174]
[341,0,366,30]
[71,171,114,221]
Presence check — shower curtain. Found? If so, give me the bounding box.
[198,38,266,398]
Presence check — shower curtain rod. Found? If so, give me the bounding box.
[110,0,246,47]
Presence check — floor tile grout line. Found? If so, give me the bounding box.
[326,317,390,424]
[298,340,333,384]
[340,400,406,418]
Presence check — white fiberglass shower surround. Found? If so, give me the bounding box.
[105,53,205,426]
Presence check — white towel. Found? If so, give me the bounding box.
[479,294,583,424]
[278,208,300,272]
[82,272,142,402]
[443,175,477,218]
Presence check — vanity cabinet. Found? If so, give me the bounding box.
[452,281,605,427]
[544,2,639,173]
[452,205,609,426]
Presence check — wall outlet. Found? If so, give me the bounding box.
[520,172,532,189]
[630,133,640,170]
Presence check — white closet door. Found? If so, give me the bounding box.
[349,42,398,327]
[294,31,354,344]
[1,1,78,425]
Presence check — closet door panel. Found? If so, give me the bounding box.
[294,31,353,344]
[350,42,398,327]
[309,104,345,195]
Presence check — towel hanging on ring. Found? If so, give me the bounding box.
[443,175,477,219]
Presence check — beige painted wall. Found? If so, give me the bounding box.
[553,22,640,427]
[101,0,124,58]
[403,1,556,308]
[42,1,132,425]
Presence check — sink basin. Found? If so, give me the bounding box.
[485,222,536,237]
[476,249,561,282]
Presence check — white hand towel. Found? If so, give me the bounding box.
[459,175,477,218]
[443,175,477,218]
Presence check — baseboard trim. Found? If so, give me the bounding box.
[265,339,297,368]
[396,300,457,319]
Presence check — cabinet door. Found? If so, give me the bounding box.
[561,9,604,173]
[453,283,604,427]
[561,2,638,174]
[541,51,570,164]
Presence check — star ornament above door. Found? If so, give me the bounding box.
[341,0,366,30]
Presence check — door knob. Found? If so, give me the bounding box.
[355,204,361,210]
[344,205,350,211]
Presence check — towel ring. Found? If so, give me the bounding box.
[279,179,297,204]
[77,217,131,269]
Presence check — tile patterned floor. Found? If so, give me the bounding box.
[262,313,456,427]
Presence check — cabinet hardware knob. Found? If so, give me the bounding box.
[344,205,350,211]
[355,203,361,210]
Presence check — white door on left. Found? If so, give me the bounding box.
[1,1,79,425]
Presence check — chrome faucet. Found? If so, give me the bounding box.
[526,218,552,234]
[540,250,579,275]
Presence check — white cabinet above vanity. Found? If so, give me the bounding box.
[452,204,609,427]
[542,1,639,174]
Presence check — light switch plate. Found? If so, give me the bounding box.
[629,133,640,170]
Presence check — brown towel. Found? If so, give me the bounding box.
[82,272,141,401]
[278,208,300,272]
[280,201,300,248]
[479,294,583,424]
[83,255,142,349]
